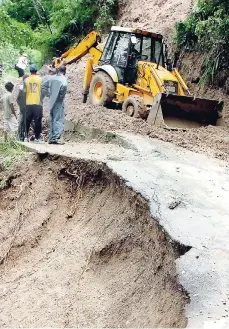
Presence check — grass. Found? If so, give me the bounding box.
[0,140,27,171]
[0,139,28,189]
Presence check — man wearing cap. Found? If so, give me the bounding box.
[15,53,28,78]
[42,65,67,144]
[24,64,43,142]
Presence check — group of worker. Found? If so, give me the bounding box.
[2,54,67,144]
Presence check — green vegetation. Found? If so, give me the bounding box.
[0,141,27,189]
[0,0,118,77]
[0,140,27,170]
[49,0,117,51]
[174,0,229,85]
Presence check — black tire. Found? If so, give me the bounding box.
[122,95,147,119]
[82,93,88,103]
[89,71,115,106]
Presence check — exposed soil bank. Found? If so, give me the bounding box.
[0,155,188,328]
[119,0,193,43]
[178,51,229,124]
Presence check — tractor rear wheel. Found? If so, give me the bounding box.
[89,71,115,106]
[122,95,147,118]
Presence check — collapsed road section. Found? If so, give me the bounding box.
[0,157,187,328]
[1,133,229,328]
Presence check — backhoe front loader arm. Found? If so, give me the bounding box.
[52,31,103,103]
[53,31,103,68]
[172,68,190,95]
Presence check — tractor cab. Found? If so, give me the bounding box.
[99,26,166,85]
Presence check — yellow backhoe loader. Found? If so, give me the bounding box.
[53,27,224,128]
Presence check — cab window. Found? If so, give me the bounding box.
[132,36,141,55]
[155,40,163,65]
[100,31,119,63]
[142,36,152,61]
[111,33,130,68]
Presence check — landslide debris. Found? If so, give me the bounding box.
[0,156,188,328]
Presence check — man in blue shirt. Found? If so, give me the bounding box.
[42,65,67,145]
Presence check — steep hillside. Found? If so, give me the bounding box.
[119,0,229,125]
[119,0,193,41]
[178,52,229,124]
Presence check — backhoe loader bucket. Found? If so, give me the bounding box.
[147,93,224,129]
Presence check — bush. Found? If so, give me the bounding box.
[5,0,53,29]
[33,25,59,61]
[174,0,229,84]
[0,42,44,78]
[95,0,116,33]
[0,6,45,75]
[25,48,43,68]
[0,141,27,173]
[0,0,118,71]
[0,8,34,48]
[50,0,118,51]
[0,43,20,72]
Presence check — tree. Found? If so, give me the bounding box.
[6,0,53,29]
[31,0,52,33]
[175,0,229,84]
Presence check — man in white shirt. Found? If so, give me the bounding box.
[15,53,28,77]
[2,82,18,142]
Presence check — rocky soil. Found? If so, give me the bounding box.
[119,0,194,43]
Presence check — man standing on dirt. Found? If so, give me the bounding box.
[15,54,28,78]
[24,64,43,142]
[17,74,29,141]
[42,65,67,144]
[2,82,18,142]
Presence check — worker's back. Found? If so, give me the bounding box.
[48,73,67,110]
[24,74,42,105]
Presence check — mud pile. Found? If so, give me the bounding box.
[119,0,193,43]
[0,155,187,327]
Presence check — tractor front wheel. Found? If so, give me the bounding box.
[89,71,115,106]
[122,95,147,119]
